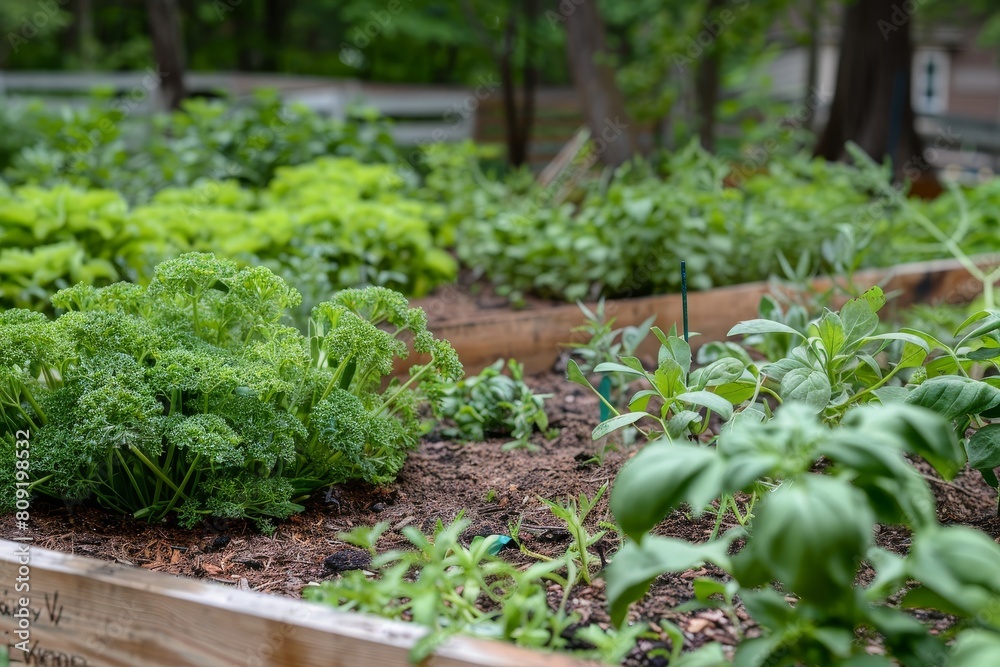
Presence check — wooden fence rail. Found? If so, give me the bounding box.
[0,540,587,667]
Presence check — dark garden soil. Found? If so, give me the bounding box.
[413,266,588,323]
[2,369,999,666]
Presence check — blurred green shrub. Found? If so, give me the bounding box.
[453,142,1000,303]
[0,91,397,204]
[0,158,456,316]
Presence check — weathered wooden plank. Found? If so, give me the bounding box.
[0,540,588,667]
[537,128,590,188]
[0,71,338,94]
[416,257,996,375]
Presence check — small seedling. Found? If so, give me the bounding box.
[307,516,642,664]
[565,298,655,411]
[336,522,389,558]
[434,358,556,451]
[579,441,620,467]
[540,485,609,586]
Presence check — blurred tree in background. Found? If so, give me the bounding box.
[602,0,796,154]
[815,0,928,186]
[564,0,638,165]
[1,0,999,173]
[0,0,72,67]
[815,0,999,191]
[146,0,186,109]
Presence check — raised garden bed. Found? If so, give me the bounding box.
[414,256,997,374]
[4,257,1000,666]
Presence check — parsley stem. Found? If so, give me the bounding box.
[127,444,184,495]
[318,352,355,405]
[114,448,149,509]
[158,454,201,522]
[379,361,431,416]
[21,387,47,426]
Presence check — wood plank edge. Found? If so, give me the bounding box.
[413,257,996,375]
[424,256,994,328]
[0,540,588,667]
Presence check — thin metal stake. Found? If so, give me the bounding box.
[598,376,612,422]
[681,261,689,342]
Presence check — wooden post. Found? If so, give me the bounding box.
[0,540,589,667]
[536,128,590,188]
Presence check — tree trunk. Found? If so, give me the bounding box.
[262,0,291,71]
[802,0,822,131]
[77,0,96,68]
[234,5,255,70]
[499,0,539,168]
[564,0,637,167]
[146,0,186,110]
[516,0,539,168]
[500,11,524,166]
[694,0,725,152]
[693,53,720,152]
[433,45,459,83]
[814,0,938,193]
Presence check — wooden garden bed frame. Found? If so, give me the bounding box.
[420,257,997,375]
[0,539,589,667]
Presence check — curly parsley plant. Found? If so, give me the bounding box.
[0,253,462,530]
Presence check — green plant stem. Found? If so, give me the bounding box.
[945,349,972,379]
[21,387,48,426]
[127,444,185,496]
[709,495,729,542]
[7,403,39,432]
[169,388,181,416]
[593,384,622,420]
[518,542,555,562]
[569,525,593,586]
[153,442,178,511]
[732,492,756,525]
[746,375,766,409]
[758,386,783,404]
[41,366,59,391]
[844,362,908,406]
[379,361,432,416]
[190,293,202,338]
[693,409,713,436]
[559,559,578,612]
[114,448,149,510]
[26,474,54,493]
[91,488,130,515]
[708,494,755,541]
[316,352,354,403]
[156,453,201,521]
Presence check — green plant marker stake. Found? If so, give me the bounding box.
[598,376,612,422]
[681,261,689,342]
